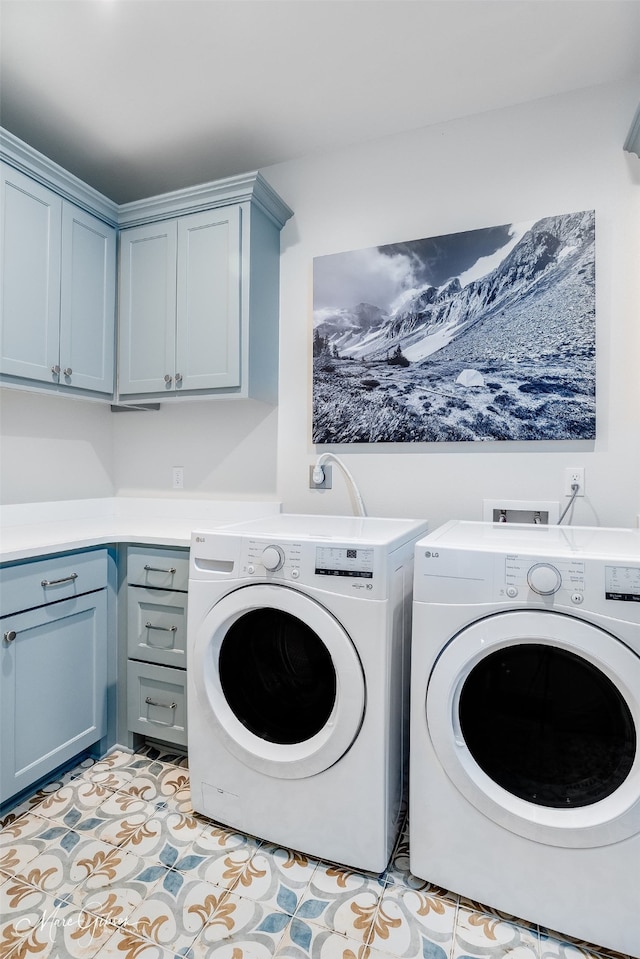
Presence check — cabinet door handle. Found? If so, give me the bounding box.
[41,573,78,587]
[143,565,177,574]
[145,696,177,709]
[3,630,16,643]
[63,367,72,377]
[175,373,183,383]
[164,374,173,384]
[145,622,178,632]
[51,365,60,376]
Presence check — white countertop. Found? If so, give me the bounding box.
[0,497,282,563]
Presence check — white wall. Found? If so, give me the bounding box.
[2,80,639,526]
[265,80,640,529]
[111,398,278,499]
[0,390,279,504]
[0,388,115,503]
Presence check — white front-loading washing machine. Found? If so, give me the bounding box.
[187,513,428,872]
[410,520,640,956]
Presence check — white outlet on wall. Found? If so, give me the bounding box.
[172,467,184,490]
[563,467,585,497]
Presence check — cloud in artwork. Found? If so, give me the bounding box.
[313,246,418,313]
[313,222,520,316]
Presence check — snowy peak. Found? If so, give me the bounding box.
[315,210,594,365]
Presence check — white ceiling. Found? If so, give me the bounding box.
[1,0,639,204]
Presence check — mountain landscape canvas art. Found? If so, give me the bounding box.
[312,210,596,443]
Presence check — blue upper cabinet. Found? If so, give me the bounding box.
[0,159,117,397]
[0,166,63,385]
[118,219,179,395]
[117,176,292,403]
[119,207,241,396]
[0,129,293,404]
[60,203,116,393]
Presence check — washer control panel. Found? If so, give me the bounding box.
[605,565,640,603]
[503,554,586,604]
[527,562,562,596]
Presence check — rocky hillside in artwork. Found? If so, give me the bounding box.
[315,211,595,368]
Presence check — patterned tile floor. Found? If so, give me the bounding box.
[0,746,631,959]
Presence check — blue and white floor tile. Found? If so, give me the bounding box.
[0,747,632,959]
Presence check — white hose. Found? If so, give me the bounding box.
[313,453,367,516]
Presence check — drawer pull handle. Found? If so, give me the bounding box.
[145,696,177,710]
[143,565,177,574]
[4,630,16,643]
[145,622,178,632]
[41,573,78,587]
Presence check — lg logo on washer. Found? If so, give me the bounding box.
[423,550,440,558]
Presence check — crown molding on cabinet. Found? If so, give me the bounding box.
[624,103,640,158]
[0,128,293,231]
[117,170,293,230]
[0,128,120,227]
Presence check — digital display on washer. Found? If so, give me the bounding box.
[605,565,640,602]
[315,546,374,578]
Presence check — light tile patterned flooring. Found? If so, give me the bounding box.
[0,746,631,959]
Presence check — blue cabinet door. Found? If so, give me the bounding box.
[0,589,108,805]
[176,206,241,391]
[0,164,116,396]
[60,204,116,394]
[118,221,178,394]
[118,207,243,397]
[0,164,62,383]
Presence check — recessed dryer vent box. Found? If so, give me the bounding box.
[483,499,560,525]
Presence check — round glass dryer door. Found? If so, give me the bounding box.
[192,583,366,779]
[426,610,640,847]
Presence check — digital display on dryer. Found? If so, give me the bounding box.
[315,546,374,578]
[605,565,640,602]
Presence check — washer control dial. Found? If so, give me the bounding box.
[261,545,285,572]
[527,562,562,595]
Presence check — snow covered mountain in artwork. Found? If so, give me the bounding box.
[312,210,595,443]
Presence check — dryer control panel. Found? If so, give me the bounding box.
[315,546,374,579]
[239,537,387,597]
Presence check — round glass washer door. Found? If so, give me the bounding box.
[192,583,366,779]
[426,610,640,847]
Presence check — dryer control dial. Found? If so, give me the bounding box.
[261,545,285,572]
[527,562,562,595]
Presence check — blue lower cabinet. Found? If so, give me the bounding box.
[0,587,108,805]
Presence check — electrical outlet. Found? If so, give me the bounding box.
[172,466,184,490]
[309,465,332,489]
[563,467,585,497]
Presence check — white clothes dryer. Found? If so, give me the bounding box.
[187,513,428,872]
[410,520,640,956]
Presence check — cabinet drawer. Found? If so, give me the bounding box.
[128,586,187,667]
[127,660,187,747]
[127,547,189,591]
[0,549,108,618]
